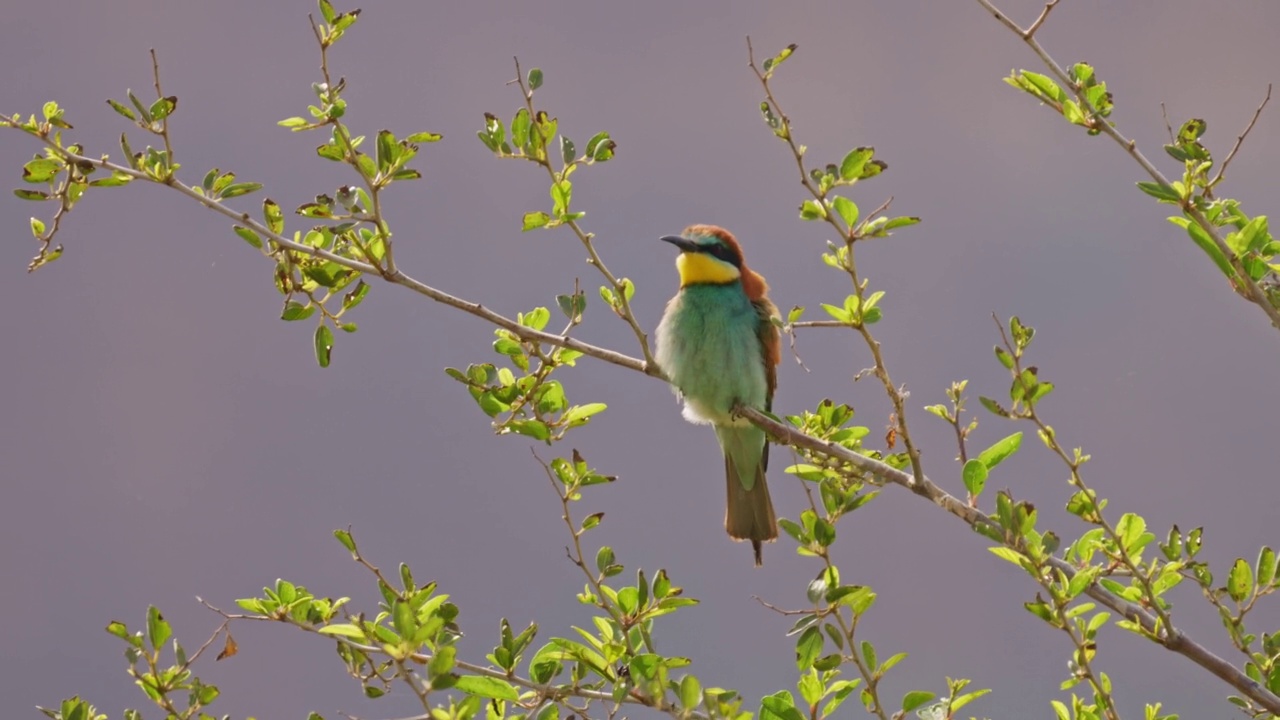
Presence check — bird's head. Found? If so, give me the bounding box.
[661,224,747,288]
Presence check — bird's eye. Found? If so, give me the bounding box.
[705,243,740,267]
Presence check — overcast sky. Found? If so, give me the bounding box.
[3,1,1280,718]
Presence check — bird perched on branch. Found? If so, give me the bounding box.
[655,224,781,565]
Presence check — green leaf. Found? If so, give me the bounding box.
[507,420,550,441]
[13,189,50,201]
[317,143,345,161]
[343,281,370,310]
[88,172,133,188]
[795,626,822,669]
[1178,117,1207,142]
[107,98,137,121]
[759,691,805,720]
[127,89,151,123]
[831,196,859,228]
[222,182,263,199]
[105,620,129,640]
[22,158,61,183]
[148,96,177,122]
[988,547,1027,567]
[146,606,171,650]
[556,293,586,322]
[333,528,357,553]
[820,303,849,323]
[510,109,531,151]
[761,43,797,75]
[1257,546,1277,589]
[281,302,315,321]
[405,131,443,143]
[595,546,615,574]
[839,147,874,181]
[679,674,701,710]
[527,67,544,90]
[522,211,550,232]
[901,691,935,714]
[585,131,615,162]
[551,181,572,218]
[277,117,309,128]
[978,432,1022,470]
[564,403,607,426]
[454,675,519,701]
[1228,557,1253,603]
[799,199,826,220]
[1170,216,1235,279]
[376,129,397,173]
[994,346,1014,369]
[880,216,920,231]
[962,459,988,498]
[860,640,877,670]
[1137,181,1182,203]
[1021,71,1066,102]
[263,199,284,235]
[314,325,334,368]
[560,135,576,164]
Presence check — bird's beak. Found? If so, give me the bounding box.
[660,235,701,253]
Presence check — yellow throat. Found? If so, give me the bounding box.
[676,252,741,287]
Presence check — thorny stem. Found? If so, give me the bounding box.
[511,56,656,370]
[746,37,926,487]
[973,0,1280,332]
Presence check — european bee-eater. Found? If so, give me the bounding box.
[655,224,781,566]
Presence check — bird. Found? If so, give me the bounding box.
[654,224,781,565]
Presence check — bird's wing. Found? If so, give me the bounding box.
[752,294,781,473]
[752,295,782,410]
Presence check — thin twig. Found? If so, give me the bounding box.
[746,37,926,486]
[751,596,813,616]
[510,57,656,369]
[7,137,655,378]
[1209,82,1272,191]
[1023,0,1060,39]
[149,49,173,162]
[1160,103,1176,144]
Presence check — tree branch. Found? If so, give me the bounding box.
[973,0,1280,332]
[4,133,656,381]
[733,404,1280,715]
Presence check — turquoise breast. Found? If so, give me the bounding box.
[655,282,768,425]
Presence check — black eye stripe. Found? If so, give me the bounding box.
[701,243,741,267]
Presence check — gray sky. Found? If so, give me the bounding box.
[3,1,1280,718]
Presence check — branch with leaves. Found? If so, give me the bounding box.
[9,2,1280,720]
[976,0,1280,331]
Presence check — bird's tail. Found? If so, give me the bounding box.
[715,425,777,566]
